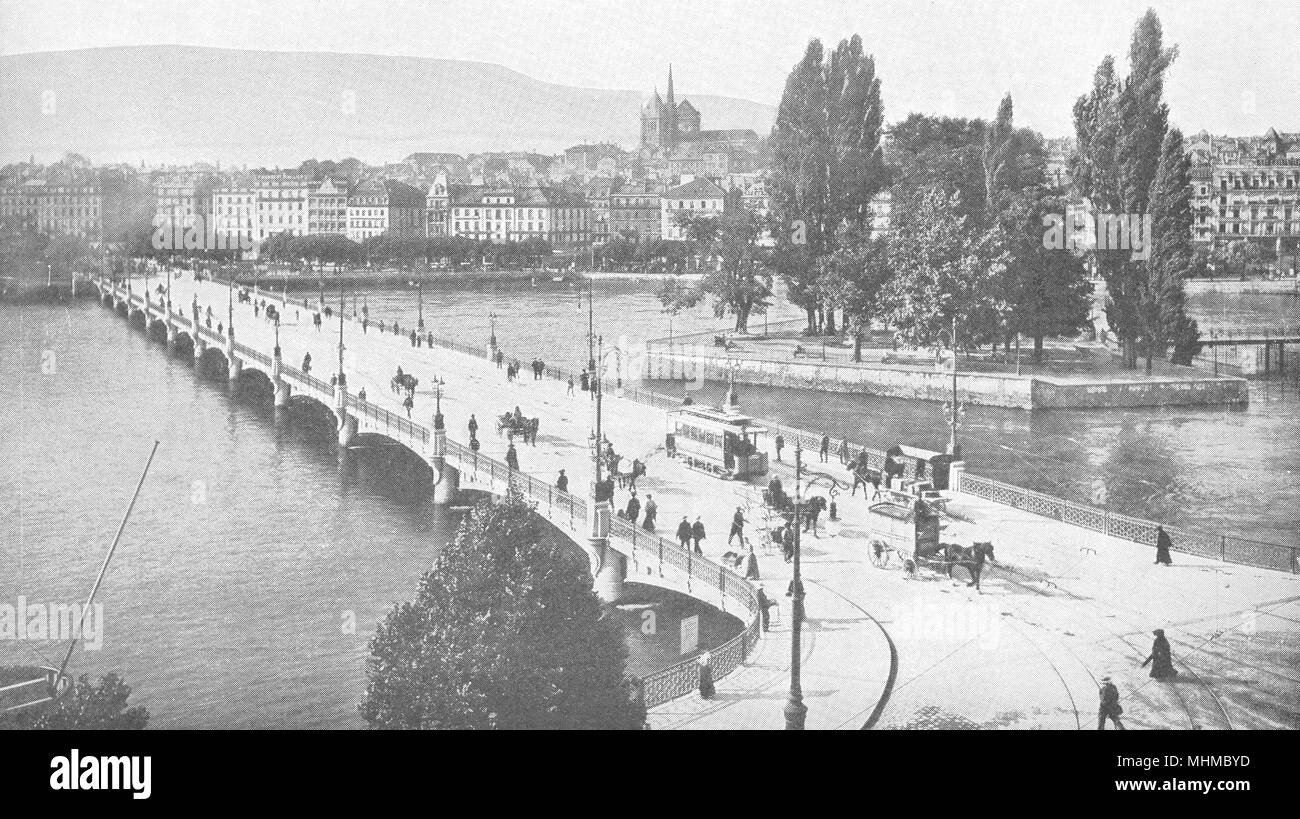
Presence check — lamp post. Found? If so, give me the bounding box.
[227,273,234,340]
[939,313,963,456]
[488,311,498,348]
[587,278,596,373]
[433,377,445,429]
[274,316,281,360]
[337,270,346,387]
[409,279,424,330]
[784,442,807,730]
[1212,330,1219,376]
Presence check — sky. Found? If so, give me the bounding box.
[1,0,1297,137]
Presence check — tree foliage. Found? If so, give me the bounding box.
[360,488,644,730]
[0,671,149,729]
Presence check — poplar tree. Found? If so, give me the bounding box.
[1137,128,1200,371]
[769,35,886,334]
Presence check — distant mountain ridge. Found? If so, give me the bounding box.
[0,45,777,166]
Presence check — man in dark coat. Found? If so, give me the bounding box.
[728,507,746,547]
[1097,676,1125,730]
[676,516,692,549]
[468,414,478,437]
[1141,629,1177,680]
[691,517,705,553]
[782,523,795,563]
[1154,525,1173,565]
[625,492,640,526]
[505,443,519,471]
[556,469,568,493]
[774,433,784,462]
[819,434,830,463]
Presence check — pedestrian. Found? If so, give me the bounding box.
[625,492,640,525]
[819,433,830,463]
[468,414,478,438]
[505,443,519,471]
[697,653,714,700]
[676,516,692,550]
[1154,525,1173,565]
[803,496,823,536]
[782,523,794,563]
[742,545,760,581]
[579,369,589,392]
[1097,675,1125,730]
[641,494,657,532]
[567,376,574,396]
[556,469,568,493]
[691,516,705,553]
[785,577,804,598]
[1141,629,1177,680]
[357,387,366,402]
[838,438,849,466]
[755,584,774,632]
[217,322,223,335]
[851,455,869,497]
[403,394,414,418]
[774,433,784,462]
[728,506,746,547]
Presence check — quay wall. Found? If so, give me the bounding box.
[642,349,1249,410]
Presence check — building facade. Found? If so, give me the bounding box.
[660,176,726,241]
[254,172,312,241]
[449,186,589,247]
[1188,128,1300,252]
[308,178,348,235]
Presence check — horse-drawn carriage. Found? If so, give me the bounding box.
[867,499,995,589]
[497,412,540,445]
[391,372,418,397]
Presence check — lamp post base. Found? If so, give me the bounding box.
[783,696,807,730]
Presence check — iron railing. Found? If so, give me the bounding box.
[953,471,1298,573]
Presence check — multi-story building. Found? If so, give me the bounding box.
[641,66,758,158]
[1188,128,1300,253]
[425,173,451,237]
[583,178,615,244]
[660,176,726,241]
[153,170,216,235]
[346,179,424,242]
[254,171,312,241]
[308,178,348,235]
[209,174,257,252]
[448,186,589,247]
[610,180,665,242]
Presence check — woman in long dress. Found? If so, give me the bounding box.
[1141,629,1177,680]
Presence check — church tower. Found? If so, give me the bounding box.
[663,65,678,152]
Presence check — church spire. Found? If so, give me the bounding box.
[663,64,677,151]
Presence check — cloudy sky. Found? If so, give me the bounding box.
[2,0,1296,136]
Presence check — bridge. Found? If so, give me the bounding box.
[90,272,767,708]
[84,270,1300,729]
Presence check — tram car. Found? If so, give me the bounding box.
[667,405,769,480]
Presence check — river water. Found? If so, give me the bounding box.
[0,298,739,728]
[352,278,1299,549]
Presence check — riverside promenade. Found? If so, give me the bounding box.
[118,272,1300,729]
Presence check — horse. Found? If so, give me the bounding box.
[391,373,418,397]
[943,541,996,591]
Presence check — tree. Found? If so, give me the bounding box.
[359,488,645,729]
[1071,9,1179,368]
[0,672,149,729]
[769,35,887,333]
[673,207,773,333]
[823,224,891,361]
[983,94,1018,208]
[1136,128,1199,372]
[1000,188,1094,360]
[880,188,1009,350]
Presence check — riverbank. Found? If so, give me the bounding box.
[1186,278,1300,296]
[642,333,1250,410]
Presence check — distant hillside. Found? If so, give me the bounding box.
[0,46,776,166]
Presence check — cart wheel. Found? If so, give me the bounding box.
[903,558,917,575]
